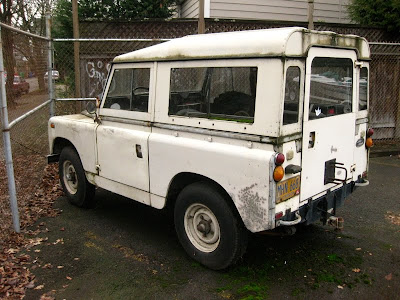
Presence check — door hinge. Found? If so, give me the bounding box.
[354,61,363,68]
[95,164,101,174]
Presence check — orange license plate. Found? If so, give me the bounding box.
[276,176,300,204]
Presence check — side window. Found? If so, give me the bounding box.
[309,57,353,119]
[283,66,301,125]
[359,67,368,111]
[169,67,257,123]
[104,68,150,112]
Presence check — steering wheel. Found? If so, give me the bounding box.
[133,86,149,95]
[234,110,250,117]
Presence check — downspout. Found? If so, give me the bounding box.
[308,0,314,30]
[198,0,205,34]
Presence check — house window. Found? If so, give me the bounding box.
[169,67,257,123]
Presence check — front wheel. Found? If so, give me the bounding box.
[174,182,247,270]
[59,147,95,208]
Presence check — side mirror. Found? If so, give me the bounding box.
[86,101,96,114]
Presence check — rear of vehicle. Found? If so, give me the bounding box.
[44,70,59,82]
[12,76,29,96]
[274,44,371,228]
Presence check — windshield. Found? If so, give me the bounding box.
[309,57,353,120]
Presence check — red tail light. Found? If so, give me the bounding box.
[366,128,374,148]
[273,153,285,182]
[275,211,284,220]
[275,153,285,166]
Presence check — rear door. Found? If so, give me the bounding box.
[300,48,357,202]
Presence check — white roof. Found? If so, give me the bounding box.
[114,27,370,63]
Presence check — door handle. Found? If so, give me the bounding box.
[308,132,315,148]
[135,144,143,158]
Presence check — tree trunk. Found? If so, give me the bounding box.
[2,27,17,108]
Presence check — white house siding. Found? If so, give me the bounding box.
[181,0,200,18]
[209,0,350,24]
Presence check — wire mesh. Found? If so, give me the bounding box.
[0,24,51,235]
[369,43,400,143]
[53,40,162,101]
[0,26,50,156]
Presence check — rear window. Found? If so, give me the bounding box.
[309,57,353,120]
[283,66,301,125]
[359,67,368,111]
[169,67,257,123]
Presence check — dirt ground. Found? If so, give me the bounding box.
[3,155,394,300]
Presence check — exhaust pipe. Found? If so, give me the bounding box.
[328,216,344,230]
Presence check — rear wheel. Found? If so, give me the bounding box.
[174,182,247,270]
[59,147,95,208]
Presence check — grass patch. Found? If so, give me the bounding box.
[291,287,305,296]
[216,229,370,298]
[216,263,270,300]
[237,283,267,300]
[326,253,343,264]
[316,272,341,284]
[382,243,393,250]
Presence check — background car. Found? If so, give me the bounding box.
[12,76,30,96]
[44,70,60,81]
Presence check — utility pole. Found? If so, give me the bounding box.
[308,0,314,30]
[198,0,205,34]
[72,0,81,100]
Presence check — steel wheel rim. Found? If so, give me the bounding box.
[184,203,220,253]
[63,160,78,195]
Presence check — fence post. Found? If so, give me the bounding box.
[0,26,20,233]
[396,58,400,139]
[46,12,54,117]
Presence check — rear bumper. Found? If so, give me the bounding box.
[277,180,363,226]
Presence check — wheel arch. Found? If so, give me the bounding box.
[165,172,243,223]
[52,137,77,155]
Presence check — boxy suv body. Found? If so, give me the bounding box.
[48,27,372,269]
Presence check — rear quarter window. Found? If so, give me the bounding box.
[283,66,301,125]
[169,67,257,124]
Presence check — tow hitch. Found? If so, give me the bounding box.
[328,216,344,230]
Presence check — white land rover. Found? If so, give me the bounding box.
[48,27,373,270]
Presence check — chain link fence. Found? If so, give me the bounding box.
[0,22,52,235]
[0,28,50,157]
[369,43,400,145]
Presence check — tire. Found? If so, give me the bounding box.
[59,146,95,208]
[174,182,248,270]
